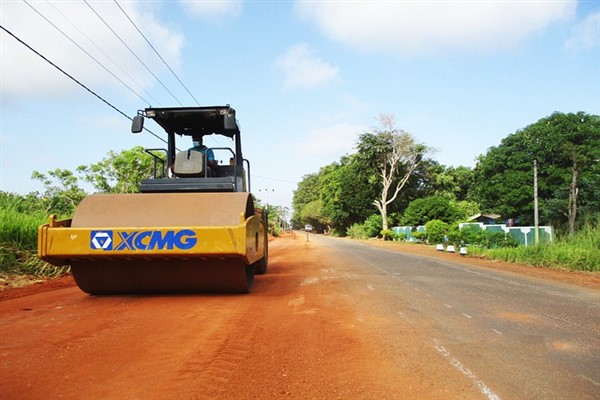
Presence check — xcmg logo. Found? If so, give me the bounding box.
[90,230,197,251]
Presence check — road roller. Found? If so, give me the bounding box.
[38,106,268,294]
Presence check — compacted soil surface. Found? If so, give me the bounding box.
[1,233,597,399]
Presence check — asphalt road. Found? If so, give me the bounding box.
[311,234,600,399]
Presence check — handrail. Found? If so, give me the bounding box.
[144,148,167,178]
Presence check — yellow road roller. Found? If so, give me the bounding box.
[38,106,268,294]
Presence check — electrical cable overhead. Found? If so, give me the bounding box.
[45,0,162,107]
[22,0,153,107]
[0,24,167,145]
[113,0,201,106]
[83,0,184,106]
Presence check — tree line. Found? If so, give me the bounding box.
[291,111,599,237]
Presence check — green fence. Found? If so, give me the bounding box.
[393,223,553,246]
[457,222,553,246]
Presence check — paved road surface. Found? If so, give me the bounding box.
[312,234,599,399]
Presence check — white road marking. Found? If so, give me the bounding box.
[433,339,501,400]
[398,311,412,324]
[580,374,600,387]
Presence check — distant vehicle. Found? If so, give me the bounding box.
[304,224,313,232]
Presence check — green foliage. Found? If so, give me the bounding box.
[78,146,156,193]
[345,214,383,239]
[321,157,379,230]
[473,220,600,271]
[362,214,383,237]
[456,224,481,245]
[31,168,87,216]
[412,231,427,242]
[424,219,448,244]
[447,223,463,246]
[454,200,480,220]
[471,111,600,232]
[0,205,46,250]
[3,146,161,278]
[0,200,68,277]
[402,196,464,226]
[356,119,429,233]
[299,199,328,231]
[346,223,370,239]
[293,158,378,234]
[0,191,46,214]
[478,231,520,249]
[444,223,518,249]
[393,232,406,241]
[260,203,290,237]
[380,229,405,241]
[422,163,476,201]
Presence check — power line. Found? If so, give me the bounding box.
[0,23,167,145]
[22,0,153,107]
[45,0,162,107]
[83,0,184,106]
[113,0,200,106]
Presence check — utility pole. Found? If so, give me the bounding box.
[533,159,540,245]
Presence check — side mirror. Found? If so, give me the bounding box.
[131,115,144,134]
[224,113,238,131]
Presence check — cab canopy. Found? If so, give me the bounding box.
[139,105,240,138]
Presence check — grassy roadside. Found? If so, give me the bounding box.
[1,207,69,288]
[466,222,599,272]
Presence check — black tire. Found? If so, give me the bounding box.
[254,256,267,275]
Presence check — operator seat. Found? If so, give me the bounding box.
[173,150,205,177]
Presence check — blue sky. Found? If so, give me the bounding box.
[1,1,599,212]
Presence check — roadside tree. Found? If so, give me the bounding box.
[472,112,599,233]
[356,115,428,237]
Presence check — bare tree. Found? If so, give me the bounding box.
[368,115,427,237]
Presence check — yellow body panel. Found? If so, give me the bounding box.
[38,215,264,266]
[37,192,267,294]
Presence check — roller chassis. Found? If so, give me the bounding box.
[38,106,268,294]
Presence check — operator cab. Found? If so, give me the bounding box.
[132,106,251,193]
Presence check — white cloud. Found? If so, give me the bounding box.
[276,43,340,90]
[0,1,183,103]
[295,1,576,57]
[179,0,242,22]
[564,11,600,51]
[287,122,365,160]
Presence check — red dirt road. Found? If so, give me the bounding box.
[1,234,597,399]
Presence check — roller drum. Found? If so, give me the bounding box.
[69,193,258,294]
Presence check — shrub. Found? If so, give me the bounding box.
[380,229,396,241]
[402,196,463,226]
[346,223,369,239]
[425,219,448,244]
[393,232,406,242]
[363,214,383,237]
[458,224,482,245]
[481,230,519,248]
[447,223,463,246]
[412,231,427,242]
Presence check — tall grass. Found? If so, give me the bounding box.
[470,220,600,272]
[0,206,68,277]
[0,207,46,249]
